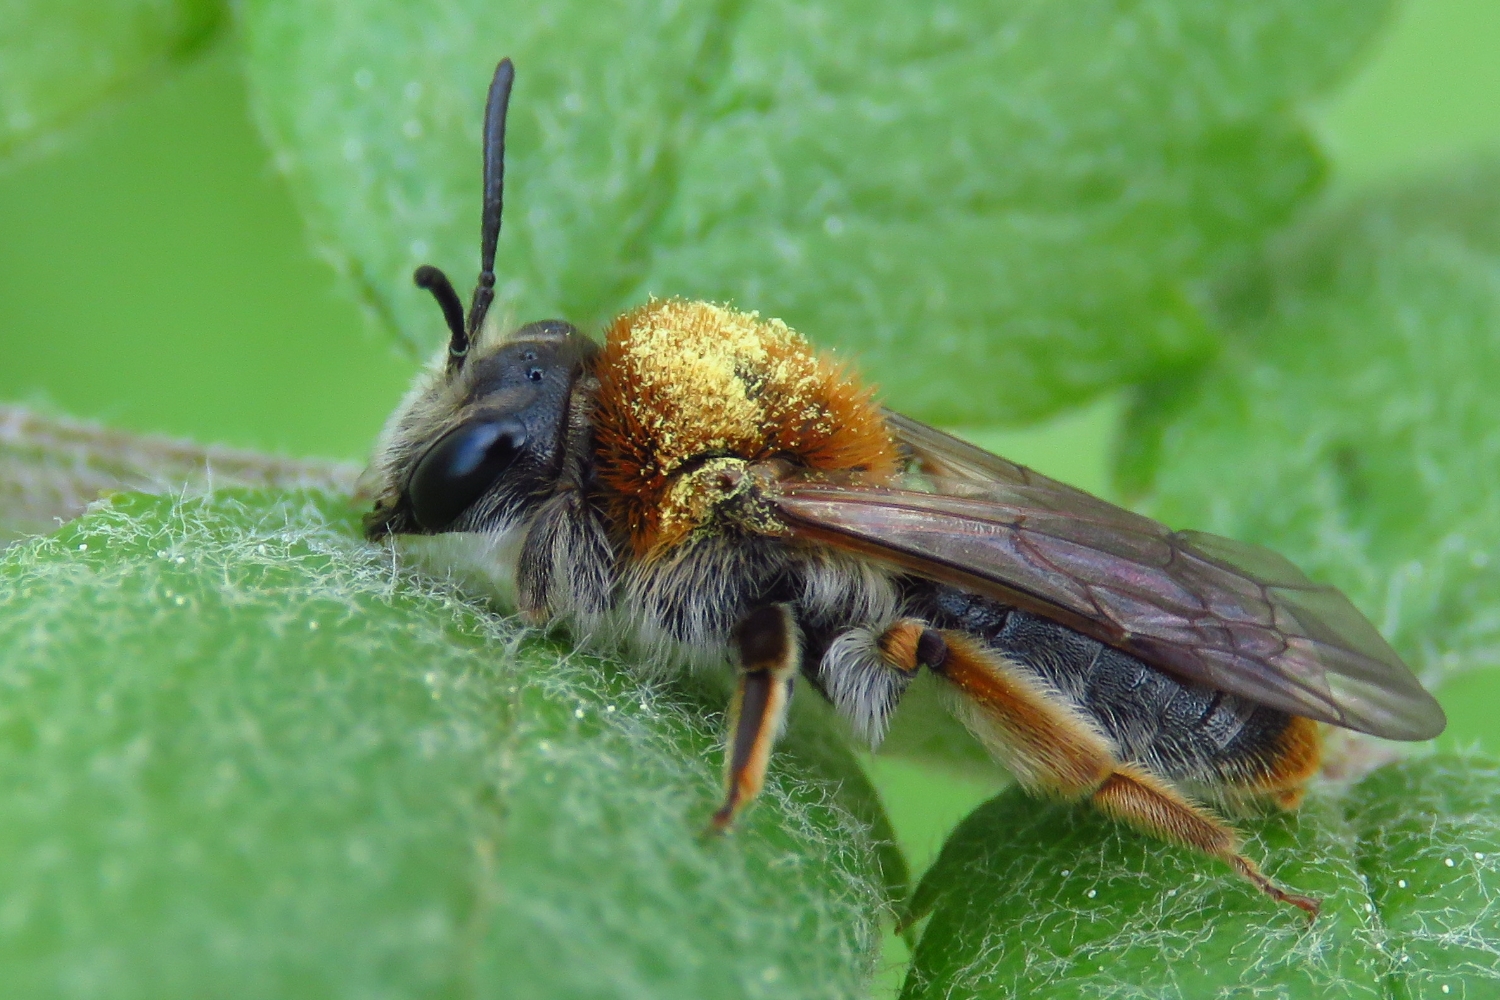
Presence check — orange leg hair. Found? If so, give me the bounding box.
[709,604,800,831]
[1093,764,1319,917]
[894,624,1319,917]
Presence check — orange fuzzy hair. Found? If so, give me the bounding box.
[1247,716,1323,809]
[592,299,899,554]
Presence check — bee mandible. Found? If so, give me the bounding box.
[364,59,1447,918]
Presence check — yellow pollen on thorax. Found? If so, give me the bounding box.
[611,299,822,477]
[595,297,894,554]
[658,457,748,539]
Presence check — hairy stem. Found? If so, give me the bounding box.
[0,404,359,543]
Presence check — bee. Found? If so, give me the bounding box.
[364,59,1446,918]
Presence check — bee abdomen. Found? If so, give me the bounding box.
[923,585,1297,787]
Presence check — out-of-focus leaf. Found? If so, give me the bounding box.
[1122,162,1500,687]
[0,404,357,545]
[1430,668,1500,756]
[0,0,224,159]
[237,0,1390,424]
[0,490,891,998]
[901,754,1500,997]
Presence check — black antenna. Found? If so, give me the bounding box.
[411,57,515,369]
[466,58,515,348]
[414,265,466,349]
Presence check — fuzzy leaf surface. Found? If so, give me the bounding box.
[0,404,357,545]
[0,0,224,159]
[1347,756,1500,996]
[901,755,1499,997]
[0,490,893,999]
[237,0,1388,423]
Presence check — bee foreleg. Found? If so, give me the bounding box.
[1091,764,1321,918]
[709,604,801,832]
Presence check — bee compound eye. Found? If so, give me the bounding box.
[407,418,528,532]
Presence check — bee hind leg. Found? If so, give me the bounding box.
[1091,763,1321,919]
[708,604,801,832]
[925,628,1319,918]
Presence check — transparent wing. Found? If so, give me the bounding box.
[887,409,1099,491]
[764,417,1445,741]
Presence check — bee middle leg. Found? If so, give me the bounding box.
[709,604,801,831]
[910,626,1320,917]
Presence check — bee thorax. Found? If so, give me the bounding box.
[591,298,899,553]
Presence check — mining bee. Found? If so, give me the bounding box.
[364,59,1446,917]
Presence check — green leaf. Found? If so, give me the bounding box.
[236,0,1389,424]
[1121,162,1500,685]
[901,788,1381,998]
[901,754,1500,997]
[0,489,893,998]
[1347,756,1500,996]
[0,0,225,160]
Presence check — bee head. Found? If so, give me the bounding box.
[362,58,598,540]
[363,320,598,540]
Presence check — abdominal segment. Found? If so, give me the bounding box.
[857,582,1323,915]
[916,584,1321,798]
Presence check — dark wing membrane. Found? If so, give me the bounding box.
[766,467,1445,741]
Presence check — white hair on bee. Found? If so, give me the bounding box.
[819,626,913,748]
[594,536,747,673]
[515,490,614,624]
[796,549,900,629]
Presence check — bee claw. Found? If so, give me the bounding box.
[1286,891,1322,923]
[700,807,736,840]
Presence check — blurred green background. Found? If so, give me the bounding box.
[3,0,1500,894]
